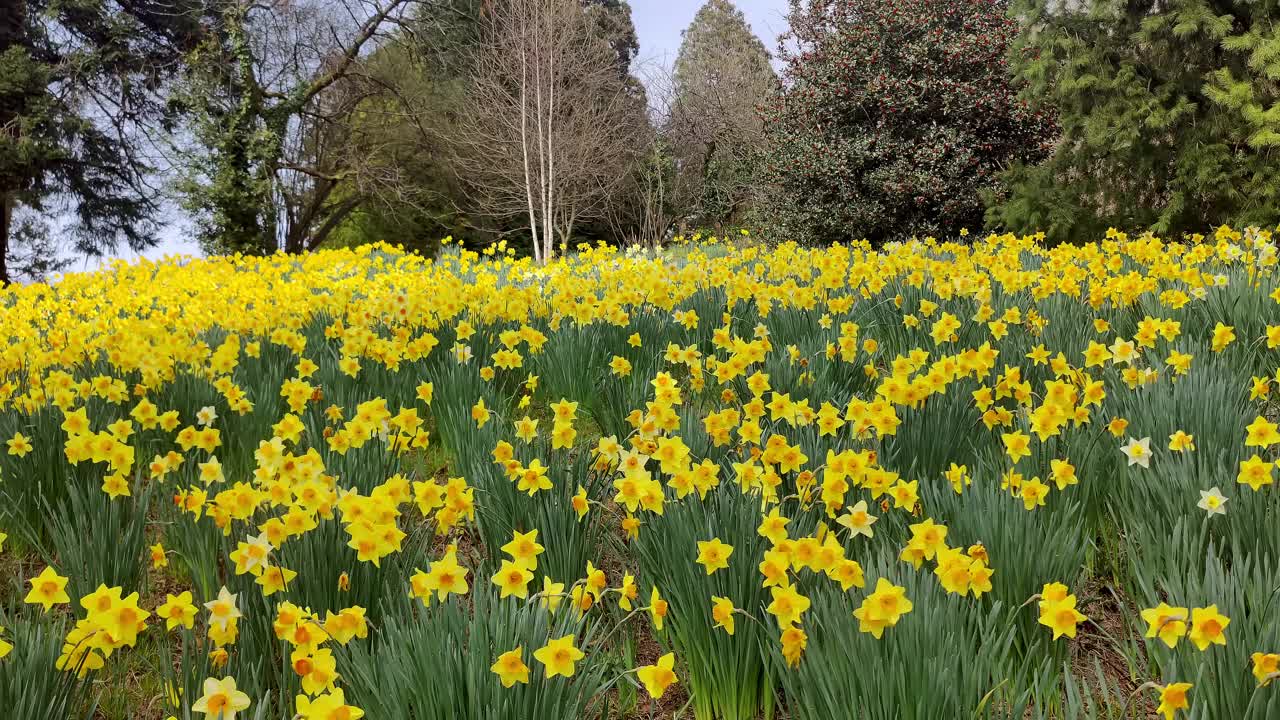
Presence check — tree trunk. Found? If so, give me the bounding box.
[518,6,541,264]
[556,208,576,249]
[0,192,12,286]
[305,196,362,252]
[2,0,26,285]
[533,0,551,265]
[543,0,556,264]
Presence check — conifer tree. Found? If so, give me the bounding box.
[669,0,777,228]
[0,0,205,283]
[992,0,1280,241]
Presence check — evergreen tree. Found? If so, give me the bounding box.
[0,0,205,283]
[762,0,1054,245]
[668,0,777,229]
[583,0,641,82]
[991,0,1280,242]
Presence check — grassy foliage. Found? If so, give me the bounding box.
[0,228,1279,720]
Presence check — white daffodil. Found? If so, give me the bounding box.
[196,405,218,427]
[837,500,878,539]
[1197,487,1228,516]
[204,586,242,631]
[1121,437,1152,468]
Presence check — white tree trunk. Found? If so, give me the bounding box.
[533,0,549,265]
[518,5,541,264]
[448,0,644,262]
[543,0,557,264]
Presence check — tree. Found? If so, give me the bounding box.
[172,0,416,256]
[603,129,681,248]
[0,0,206,284]
[448,0,647,263]
[667,0,777,229]
[324,0,648,256]
[990,0,1280,242]
[321,40,483,254]
[325,0,511,254]
[762,0,1055,245]
[582,0,641,82]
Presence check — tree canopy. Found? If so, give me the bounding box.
[989,0,1280,242]
[762,0,1055,246]
[172,0,416,257]
[9,0,1280,277]
[327,0,650,258]
[0,0,207,283]
[667,0,777,229]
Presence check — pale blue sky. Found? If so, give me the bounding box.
[633,0,788,72]
[84,0,789,269]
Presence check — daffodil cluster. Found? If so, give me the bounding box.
[1,227,1279,720]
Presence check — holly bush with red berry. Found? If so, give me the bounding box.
[761,0,1056,246]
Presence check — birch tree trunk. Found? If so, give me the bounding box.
[543,0,557,263]
[518,4,541,264]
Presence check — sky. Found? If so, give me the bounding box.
[632,0,789,74]
[82,0,791,270]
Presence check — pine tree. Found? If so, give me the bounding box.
[668,0,777,229]
[583,0,642,82]
[0,0,205,283]
[762,0,1054,245]
[992,0,1280,241]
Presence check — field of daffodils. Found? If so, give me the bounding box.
[1,228,1278,720]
